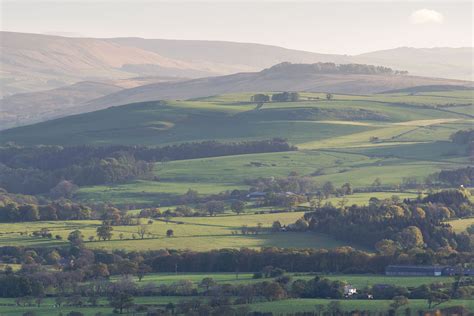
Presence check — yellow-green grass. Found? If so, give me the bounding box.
[75,180,247,205]
[0,212,361,251]
[446,217,474,233]
[299,192,420,208]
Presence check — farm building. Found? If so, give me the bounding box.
[385,265,444,276]
[343,285,357,297]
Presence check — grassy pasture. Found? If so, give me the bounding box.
[249,299,474,313]
[2,91,472,147]
[0,298,471,315]
[3,90,472,206]
[0,212,360,251]
[111,272,453,288]
[299,191,420,208]
[446,217,474,233]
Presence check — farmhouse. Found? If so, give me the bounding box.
[343,285,357,297]
[385,265,444,276]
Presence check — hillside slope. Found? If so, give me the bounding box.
[0,32,214,96]
[2,90,472,147]
[0,81,123,129]
[354,47,473,81]
[85,62,472,110]
[110,38,473,81]
[0,76,189,130]
[107,37,350,73]
[2,32,472,98]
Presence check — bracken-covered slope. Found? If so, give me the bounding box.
[0,32,214,96]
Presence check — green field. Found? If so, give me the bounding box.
[1,90,472,251]
[0,211,362,251]
[111,272,454,288]
[2,91,472,147]
[25,91,465,206]
[446,217,474,233]
[0,298,471,315]
[250,299,474,313]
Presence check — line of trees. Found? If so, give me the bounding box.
[0,201,92,222]
[250,92,300,104]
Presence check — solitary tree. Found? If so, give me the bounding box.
[166,229,174,237]
[322,181,336,198]
[341,183,353,195]
[137,263,152,282]
[137,224,149,239]
[96,222,114,241]
[231,200,246,215]
[372,178,382,188]
[272,221,282,232]
[68,230,84,245]
[109,292,134,314]
[326,93,333,100]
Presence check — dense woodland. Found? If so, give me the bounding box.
[303,189,473,253]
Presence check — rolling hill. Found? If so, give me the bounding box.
[2,89,472,147]
[2,90,471,207]
[83,62,471,111]
[2,31,472,98]
[354,47,474,81]
[0,76,189,130]
[0,32,214,97]
[109,38,474,81]
[0,81,123,130]
[1,32,472,129]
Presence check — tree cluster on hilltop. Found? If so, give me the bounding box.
[263,62,408,75]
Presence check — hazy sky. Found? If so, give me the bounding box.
[1,0,472,54]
